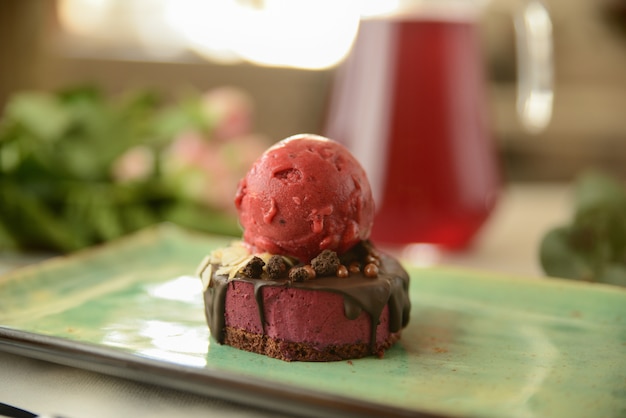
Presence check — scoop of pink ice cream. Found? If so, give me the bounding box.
[235,134,375,262]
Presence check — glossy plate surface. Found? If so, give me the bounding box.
[0,225,624,418]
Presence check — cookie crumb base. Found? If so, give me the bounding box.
[222,327,401,362]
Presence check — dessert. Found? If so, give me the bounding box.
[198,134,410,361]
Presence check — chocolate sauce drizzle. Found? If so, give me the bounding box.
[203,253,410,355]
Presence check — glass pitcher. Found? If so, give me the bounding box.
[324,0,553,250]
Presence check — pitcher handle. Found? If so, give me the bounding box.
[515,0,554,133]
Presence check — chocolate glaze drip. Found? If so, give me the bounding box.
[203,252,410,355]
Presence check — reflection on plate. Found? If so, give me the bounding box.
[1,224,625,418]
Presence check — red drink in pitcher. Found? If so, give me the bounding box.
[324,15,499,249]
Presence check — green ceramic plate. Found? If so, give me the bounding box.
[0,225,625,418]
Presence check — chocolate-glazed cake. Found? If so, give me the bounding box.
[197,134,411,361]
[198,242,410,361]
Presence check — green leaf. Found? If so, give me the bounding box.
[539,170,626,287]
[6,92,72,141]
[153,93,210,141]
[0,219,19,250]
[598,263,626,287]
[540,227,595,281]
[163,203,240,237]
[0,84,241,253]
[0,181,85,251]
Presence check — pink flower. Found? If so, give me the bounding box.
[202,86,254,141]
[161,132,269,212]
[163,131,210,168]
[160,86,269,212]
[111,145,155,183]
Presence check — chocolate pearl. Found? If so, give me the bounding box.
[303,265,316,280]
[365,254,379,266]
[336,265,349,278]
[348,261,361,274]
[364,263,379,278]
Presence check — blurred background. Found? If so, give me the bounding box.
[2,0,626,180]
[0,0,626,180]
[1,0,626,253]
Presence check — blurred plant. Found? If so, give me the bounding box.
[0,85,269,252]
[540,170,626,287]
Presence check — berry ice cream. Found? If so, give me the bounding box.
[198,133,410,362]
[234,134,375,263]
